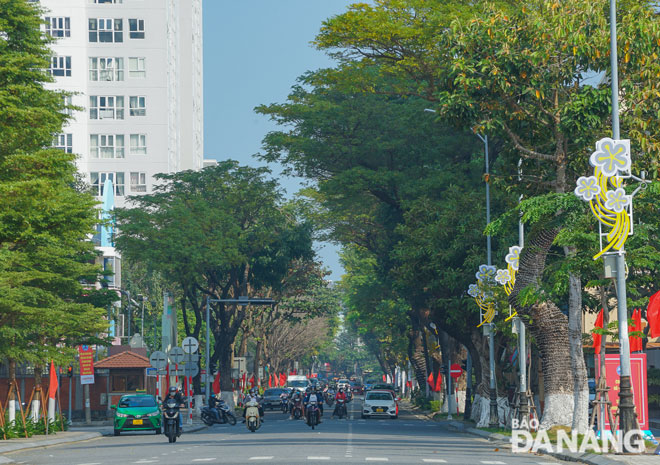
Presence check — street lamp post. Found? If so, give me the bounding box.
[476,133,499,429]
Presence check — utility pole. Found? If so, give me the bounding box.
[477,133,499,428]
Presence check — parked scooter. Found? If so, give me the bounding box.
[162,398,181,443]
[306,400,320,430]
[245,399,261,432]
[201,400,237,426]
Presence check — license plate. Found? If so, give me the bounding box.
[132,419,143,425]
[376,408,384,412]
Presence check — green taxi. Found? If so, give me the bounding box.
[111,394,161,435]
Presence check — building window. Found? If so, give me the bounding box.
[62,95,73,116]
[130,172,147,193]
[129,96,146,116]
[52,134,73,153]
[90,134,124,158]
[111,374,143,392]
[89,57,124,81]
[128,19,145,39]
[48,56,71,77]
[129,134,146,155]
[89,18,123,43]
[90,172,125,196]
[89,95,124,120]
[45,17,70,38]
[128,57,145,78]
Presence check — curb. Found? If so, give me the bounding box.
[0,424,207,463]
[0,432,102,464]
[440,420,625,465]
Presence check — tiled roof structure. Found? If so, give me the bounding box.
[95,350,151,369]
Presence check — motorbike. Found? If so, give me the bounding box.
[334,398,347,419]
[306,400,320,430]
[291,397,303,420]
[201,400,237,426]
[280,396,289,413]
[162,398,181,443]
[325,392,335,407]
[245,399,261,432]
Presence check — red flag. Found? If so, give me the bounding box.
[427,372,435,390]
[48,360,58,400]
[212,371,221,395]
[593,309,604,354]
[280,373,287,386]
[268,375,272,388]
[249,375,255,388]
[435,371,442,392]
[647,291,660,338]
[630,308,643,352]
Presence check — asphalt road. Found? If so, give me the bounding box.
[10,398,571,465]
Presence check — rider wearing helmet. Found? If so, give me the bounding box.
[165,386,186,435]
[208,392,221,422]
[242,387,265,422]
[332,387,348,418]
[303,386,322,423]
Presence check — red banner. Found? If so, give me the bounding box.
[78,345,95,385]
[595,353,649,430]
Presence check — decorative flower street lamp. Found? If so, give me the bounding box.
[468,264,499,427]
[574,137,648,438]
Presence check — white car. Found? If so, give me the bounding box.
[337,378,350,391]
[361,390,398,419]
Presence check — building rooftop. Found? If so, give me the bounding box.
[96,350,151,369]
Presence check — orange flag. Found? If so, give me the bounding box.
[630,308,643,352]
[212,371,221,395]
[593,309,604,354]
[647,291,660,338]
[48,360,58,400]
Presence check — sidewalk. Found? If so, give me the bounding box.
[0,422,207,464]
[437,417,659,465]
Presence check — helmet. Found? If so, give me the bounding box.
[249,388,256,395]
[339,388,343,393]
[168,386,177,394]
[210,393,216,398]
[305,387,312,393]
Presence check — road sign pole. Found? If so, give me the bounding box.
[447,364,452,420]
[156,374,160,400]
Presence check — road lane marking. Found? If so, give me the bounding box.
[365,459,389,462]
[249,457,274,461]
[480,462,506,464]
[307,457,330,460]
[77,463,102,465]
[192,459,216,462]
[422,460,447,463]
[133,461,158,464]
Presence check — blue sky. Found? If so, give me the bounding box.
[202,1,356,282]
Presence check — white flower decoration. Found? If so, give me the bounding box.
[589,138,631,177]
[505,246,522,271]
[574,176,601,201]
[476,264,497,283]
[604,188,631,213]
[467,283,480,298]
[495,269,512,285]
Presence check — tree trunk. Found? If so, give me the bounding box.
[8,358,17,424]
[567,268,588,433]
[254,338,263,387]
[509,227,574,429]
[408,328,428,393]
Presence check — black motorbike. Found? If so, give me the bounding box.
[291,397,303,420]
[334,398,347,419]
[201,400,237,426]
[280,396,289,413]
[306,401,320,430]
[162,398,181,443]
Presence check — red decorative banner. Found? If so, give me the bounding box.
[78,345,95,385]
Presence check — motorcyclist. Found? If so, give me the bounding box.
[332,387,348,418]
[303,386,322,423]
[289,389,303,419]
[242,388,265,422]
[208,392,221,422]
[164,386,186,436]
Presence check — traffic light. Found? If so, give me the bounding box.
[67,365,73,378]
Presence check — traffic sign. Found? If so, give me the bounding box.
[149,351,168,369]
[168,363,185,376]
[183,364,199,377]
[182,337,199,354]
[450,364,463,379]
[184,353,200,363]
[146,367,157,377]
[168,346,185,363]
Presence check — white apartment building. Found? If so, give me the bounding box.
[39,0,204,207]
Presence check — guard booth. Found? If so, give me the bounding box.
[95,349,156,417]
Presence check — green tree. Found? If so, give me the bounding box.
[115,162,315,395]
[0,0,110,392]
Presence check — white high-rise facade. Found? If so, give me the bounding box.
[40,0,204,207]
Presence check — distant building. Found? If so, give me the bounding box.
[39,0,205,209]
